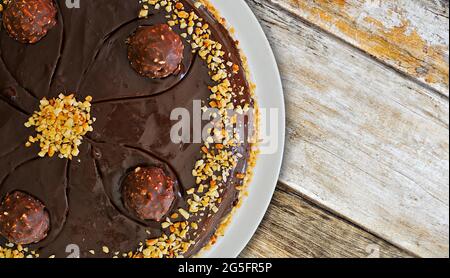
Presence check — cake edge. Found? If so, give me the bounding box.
[193,0,260,258]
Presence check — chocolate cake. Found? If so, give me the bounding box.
[0,0,257,258]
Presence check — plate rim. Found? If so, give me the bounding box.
[201,0,286,258]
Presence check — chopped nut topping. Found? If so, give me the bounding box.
[178,208,190,220]
[61,0,257,259]
[24,94,95,160]
[0,243,38,258]
[131,0,257,259]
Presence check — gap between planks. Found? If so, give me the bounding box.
[246,0,449,257]
[259,0,449,97]
[247,0,449,100]
[240,182,416,258]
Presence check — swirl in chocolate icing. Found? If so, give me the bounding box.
[0,0,254,258]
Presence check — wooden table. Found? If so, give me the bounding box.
[240,0,449,258]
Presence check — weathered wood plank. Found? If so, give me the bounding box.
[261,0,449,96]
[240,183,414,258]
[246,0,449,257]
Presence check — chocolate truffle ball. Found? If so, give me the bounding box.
[122,167,175,221]
[0,191,50,245]
[127,24,184,79]
[2,0,57,44]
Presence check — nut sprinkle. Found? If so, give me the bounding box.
[0,243,39,258]
[133,0,258,258]
[24,94,95,160]
[1,0,257,259]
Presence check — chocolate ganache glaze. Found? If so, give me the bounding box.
[0,0,256,258]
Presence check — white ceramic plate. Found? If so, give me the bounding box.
[201,0,285,258]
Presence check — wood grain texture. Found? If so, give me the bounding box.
[240,183,414,258]
[264,0,449,96]
[246,0,449,257]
